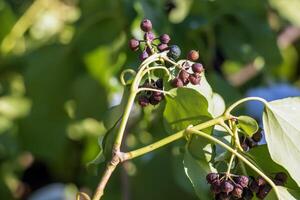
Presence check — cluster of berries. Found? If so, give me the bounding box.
[128,18,174,61]
[171,50,205,88]
[138,79,164,107]
[240,130,263,151]
[206,172,287,200]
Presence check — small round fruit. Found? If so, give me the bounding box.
[138,96,149,107]
[206,173,219,184]
[274,172,287,184]
[257,184,272,199]
[257,176,267,186]
[128,38,139,51]
[232,185,243,198]
[155,79,163,89]
[149,95,160,105]
[187,50,199,61]
[167,45,181,60]
[139,51,149,61]
[210,180,221,194]
[236,175,249,188]
[218,192,231,200]
[221,180,234,194]
[252,130,263,142]
[171,77,183,88]
[192,63,204,73]
[140,18,152,32]
[189,74,201,85]
[243,188,254,200]
[249,179,259,193]
[144,31,155,42]
[179,70,190,83]
[157,43,168,52]
[159,34,171,44]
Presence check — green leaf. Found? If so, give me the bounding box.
[184,146,215,200]
[263,97,300,187]
[237,115,259,137]
[163,87,212,133]
[265,186,300,200]
[247,145,299,190]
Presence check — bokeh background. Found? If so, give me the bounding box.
[1,0,300,199]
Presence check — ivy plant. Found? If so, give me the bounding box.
[77,19,300,200]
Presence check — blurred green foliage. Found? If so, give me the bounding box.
[0,0,300,199]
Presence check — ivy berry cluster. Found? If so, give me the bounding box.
[138,78,164,107]
[240,130,263,151]
[128,18,172,61]
[206,171,287,200]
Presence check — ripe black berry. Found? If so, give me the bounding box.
[179,70,190,85]
[236,175,249,188]
[157,43,168,52]
[252,130,262,142]
[217,192,231,200]
[149,95,160,105]
[221,180,234,194]
[192,63,204,73]
[249,179,259,193]
[206,173,219,184]
[155,79,163,89]
[138,96,149,107]
[232,185,243,198]
[159,34,171,44]
[128,38,139,51]
[211,180,221,194]
[140,18,152,32]
[171,77,183,88]
[274,172,287,184]
[243,188,254,200]
[246,138,257,148]
[139,51,149,61]
[257,184,272,199]
[188,73,201,85]
[144,31,155,42]
[257,176,267,186]
[167,45,181,60]
[187,50,199,61]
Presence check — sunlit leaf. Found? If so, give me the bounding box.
[237,115,259,137]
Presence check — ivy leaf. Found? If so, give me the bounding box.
[237,115,259,137]
[263,97,300,187]
[163,87,212,133]
[183,146,215,200]
[265,186,300,200]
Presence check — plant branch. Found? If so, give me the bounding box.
[137,88,172,96]
[226,154,236,178]
[225,97,268,117]
[186,128,280,199]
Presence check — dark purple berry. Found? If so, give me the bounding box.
[155,79,163,89]
[257,176,267,186]
[192,63,204,73]
[149,95,160,105]
[139,51,149,61]
[140,18,152,32]
[243,188,254,200]
[236,176,249,188]
[246,138,257,148]
[252,130,263,142]
[171,77,183,88]
[218,192,231,200]
[187,50,199,61]
[167,45,181,60]
[274,172,287,184]
[157,43,168,52]
[232,185,243,198]
[144,31,155,42]
[152,94,163,101]
[249,180,259,193]
[241,142,249,151]
[179,70,190,85]
[138,96,149,107]
[257,184,272,199]
[221,180,234,194]
[128,38,139,51]
[146,47,152,54]
[189,74,201,85]
[206,173,219,184]
[211,180,221,194]
[159,34,171,44]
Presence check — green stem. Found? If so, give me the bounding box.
[225,97,268,117]
[124,116,226,160]
[220,122,243,152]
[137,88,172,96]
[226,154,236,176]
[186,128,280,199]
